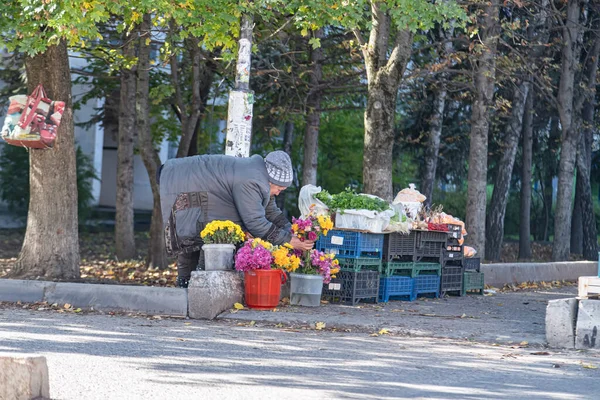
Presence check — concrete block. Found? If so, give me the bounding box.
[545,298,578,349]
[0,279,48,303]
[43,282,187,316]
[188,270,244,319]
[576,300,600,350]
[482,261,596,287]
[0,354,50,400]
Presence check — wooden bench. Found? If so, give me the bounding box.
[578,276,600,299]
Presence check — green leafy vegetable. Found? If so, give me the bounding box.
[315,188,390,212]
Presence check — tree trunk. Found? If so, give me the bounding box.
[225,14,254,157]
[465,0,499,259]
[519,90,534,259]
[421,84,447,207]
[175,37,203,158]
[10,41,80,279]
[485,81,530,260]
[283,121,294,155]
[359,4,413,201]
[302,29,324,187]
[552,0,583,261]
[571,177,583,254]
[137,14,168,269]
[115,29,137,260]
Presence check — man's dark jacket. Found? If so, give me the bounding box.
[159,154,291,255]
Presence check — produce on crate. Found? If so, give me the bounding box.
[315,188,394,233]
[392,183,425,219]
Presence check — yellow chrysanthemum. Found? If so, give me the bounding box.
[288,255,301,272]
[291,223,299,233]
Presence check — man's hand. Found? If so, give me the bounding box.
[290,236,314,251]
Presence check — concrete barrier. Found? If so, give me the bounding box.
[482,261,596,287]
[0,279,188,317]
[188,271,244,319]
[0,354,50,400]
[545,298,578,349]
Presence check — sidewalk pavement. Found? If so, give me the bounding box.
[220,285,580,346]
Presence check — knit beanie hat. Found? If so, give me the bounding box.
[265,151,293,187]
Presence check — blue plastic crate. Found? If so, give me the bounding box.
[379,276,415,302]
[316,230,384,259]
[414,275,440,298]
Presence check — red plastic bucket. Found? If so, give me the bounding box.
[244,269,287,309]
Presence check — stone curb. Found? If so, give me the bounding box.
[482,261,596,287]
[0,279,187,317]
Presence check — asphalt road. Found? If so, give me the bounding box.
[1,306,599,400]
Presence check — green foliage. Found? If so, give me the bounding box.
[315,188,390,212]
[0,144,98,223]
[317,111,365,193]
[432,185,467,221]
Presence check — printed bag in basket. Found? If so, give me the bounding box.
[1,84,65,149]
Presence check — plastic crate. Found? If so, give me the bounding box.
[417,230,448,243]
[463,257,481,271]
[384,262,441,277]
[443,247,463,263]
[317,230,384,259]
[379,276,415,302]
[415,241,444,262]
[322,270,379,305]
[441,265,464,295]
[338,257,382,273]
[462,271,484,295]
[383,232,416,261]
[414,274,440,297]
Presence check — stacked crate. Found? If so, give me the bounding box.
[462,257,484,295]
[379,230,443,301]
[438,224,464,295]
[317,230,382,304]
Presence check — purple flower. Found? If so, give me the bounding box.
[307,231,318,241]
[234,241,273,272]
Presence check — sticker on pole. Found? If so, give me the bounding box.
[331,235,344,245]
[328,283,341,291]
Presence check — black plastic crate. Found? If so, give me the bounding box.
[447,224,462,239]
[463,257,481,271]
[417,230,448,243]
[317,230,384,259]
[383,232,416,261]
[462,271,484,295]
[443,247,463,263]
[415,241,444,262]
[441,265,464,295]
[322,270,379,305]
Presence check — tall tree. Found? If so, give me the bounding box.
[137,13,168,269]
[465,0,500,259]
[302,28,324,186]
[519,90,534,259]
[486,1,550,260]
[0,0,114,278]
[552,0,584,261]
[115,28,138,260]
[11,42,80,279]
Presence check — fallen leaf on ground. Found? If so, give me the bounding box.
[531,352,550,355]
[64,303,72,309]
[378,328,390,335]
[74,308,82,313]
[315,322,326,330]
[460,313,467,318]
[249,321,256,326]
[581,363,597,369]
[234,303,244,310]
[520,341,529,346]
[184,322,191,325]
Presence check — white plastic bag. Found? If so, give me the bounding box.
[298,184,329,217]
